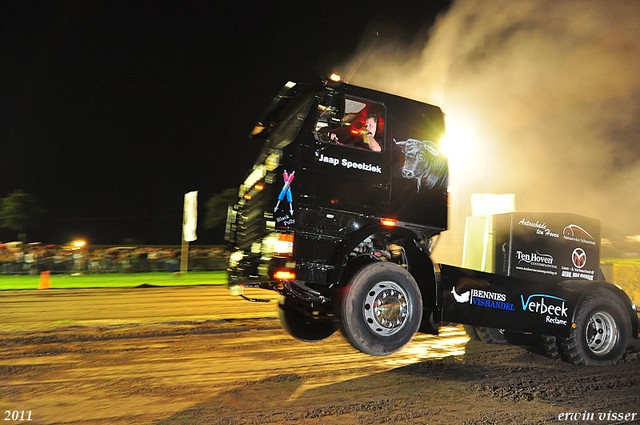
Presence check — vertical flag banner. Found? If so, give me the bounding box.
[183,191,198,242]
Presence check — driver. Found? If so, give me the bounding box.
[362,113,381,152]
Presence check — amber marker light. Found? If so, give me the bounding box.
[274,270,296,280]
[274,233,294,256]
[381,218,397,227]
[330,73,341,82]
[255,184,264,191]
[244,194,252,200]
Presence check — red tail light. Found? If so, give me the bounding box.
[274,271,296,280]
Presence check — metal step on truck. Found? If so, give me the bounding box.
[225,75,640,366]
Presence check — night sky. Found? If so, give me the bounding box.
[1,1,452,246]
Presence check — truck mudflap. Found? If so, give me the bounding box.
[439,264,640,339]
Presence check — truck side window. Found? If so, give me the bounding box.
[315,96,385,152]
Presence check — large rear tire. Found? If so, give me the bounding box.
[502,332,561,360]
[539,335,561,360]
[278,296,336,342]
[463,325,480,341]
[474,327,508,344]
[341,262,422,356]
[558,289,630,366]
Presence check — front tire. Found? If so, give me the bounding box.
[341,262,422,356]
[559,289,630,366]
[278,296,336,342]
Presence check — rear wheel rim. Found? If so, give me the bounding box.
[363,281,410,336]
[586,311,617,355]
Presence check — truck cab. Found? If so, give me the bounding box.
[226,77,448,352]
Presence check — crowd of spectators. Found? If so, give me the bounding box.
[0,246,229,275]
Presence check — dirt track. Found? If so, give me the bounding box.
[1,286,639,424]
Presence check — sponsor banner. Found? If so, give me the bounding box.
[514,250,557,277]
[562,224,597,246]
[441,265,577,335]
[494,213,600,283]
[560,247,595,280]
[451,286,515,311]
[520,293,569,326]
[515,215,598,246]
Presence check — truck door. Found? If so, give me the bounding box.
[388,100,448,231]
[306,91,390,216]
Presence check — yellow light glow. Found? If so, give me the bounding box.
[440,111,481,196]
[329,73,341,82]
[273,233,294,255]
[73,240,86,248]
[229,250,245,267]
[441,119,476,160]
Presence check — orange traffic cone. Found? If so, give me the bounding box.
[39,271,51,290]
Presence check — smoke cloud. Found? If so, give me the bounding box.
[341,0,640,260]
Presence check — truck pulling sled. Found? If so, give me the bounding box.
[225,76,640,365]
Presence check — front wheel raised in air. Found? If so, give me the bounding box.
[559,289,630,366]
[341,262,422,356]
[278,296,336,342]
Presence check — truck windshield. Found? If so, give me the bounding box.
[249,82,315,168]
[250,81,314,143]
[267,92,315,150]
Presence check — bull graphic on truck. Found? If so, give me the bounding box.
[395,138,447,192]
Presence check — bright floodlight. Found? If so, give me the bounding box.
[440,111,480,184]
[330,73,341,82]
[73,240,86,248]
[441,120,476,160]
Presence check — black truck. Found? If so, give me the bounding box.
[225,76,639,365]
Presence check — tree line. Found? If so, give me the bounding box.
[0,189,238,246]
